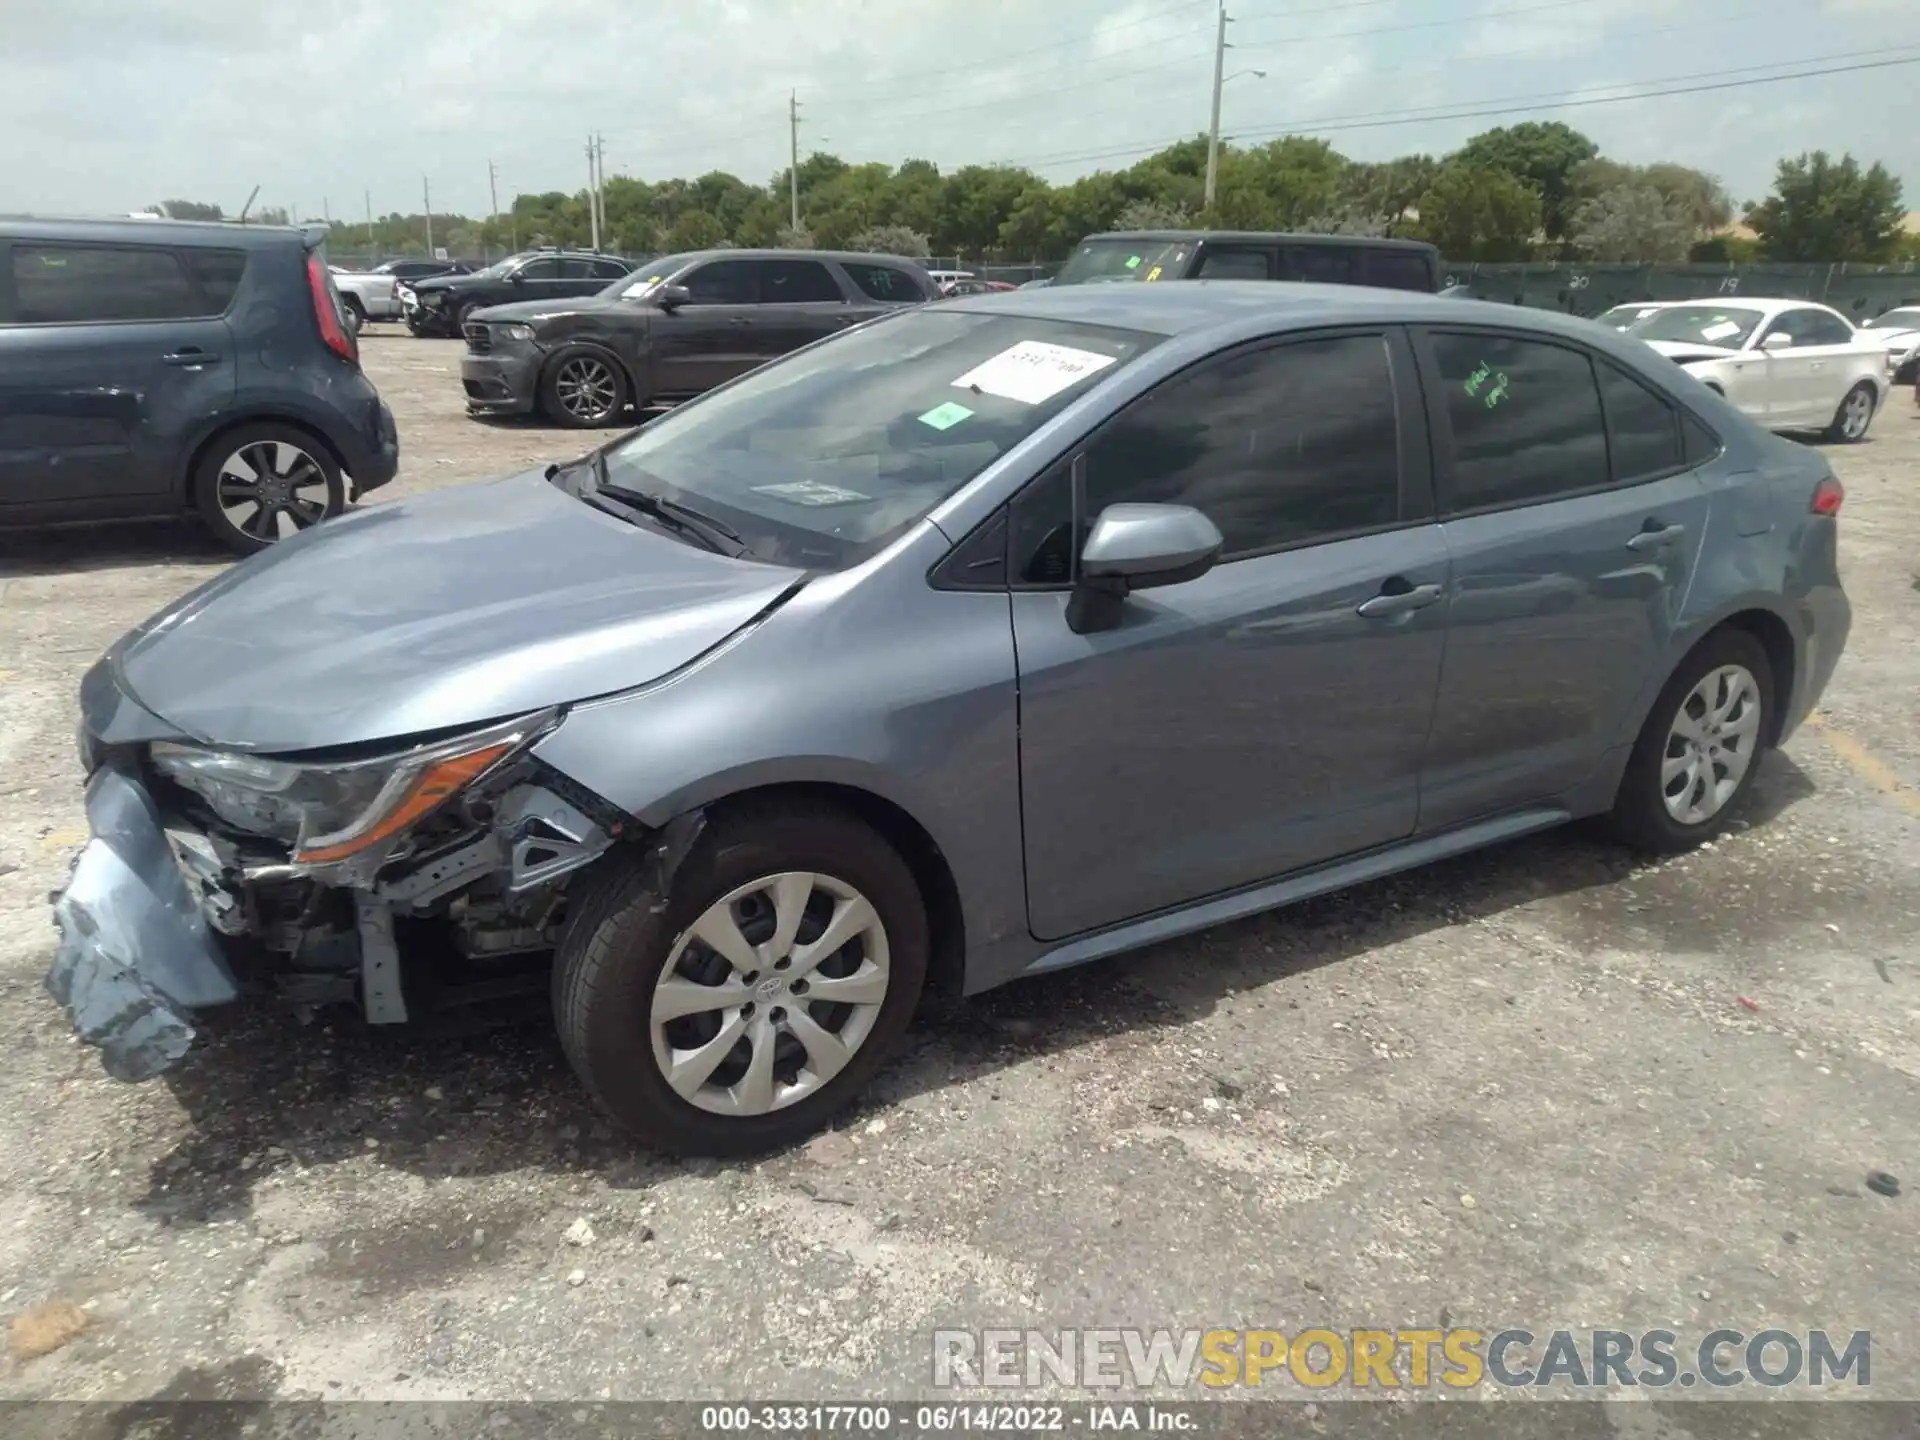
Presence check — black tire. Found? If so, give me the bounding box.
[552,801,928,1155]
[405,316,430,337]
[340,295,366,335]
[193,422,346,555]
[539,349,629,428]
[1606,627,1774,854]
[1824,381,1876,443]
[455,300,484,333]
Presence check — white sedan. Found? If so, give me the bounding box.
[1860,305,1920,383]
[1624,299,1888,441]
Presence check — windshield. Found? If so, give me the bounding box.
[1864,307,1920,330]
[570,309,1162,570]
[612,253,701,299]
[1052,237,1193,286]
[1628,305,1764,348]
[1597,304,1663,328]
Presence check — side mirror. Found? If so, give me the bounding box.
[655,284,693,312]
[507,271,525,285]
[1066,503,1223,635]
[1761,331,1793,351]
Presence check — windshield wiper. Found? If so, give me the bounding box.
[599,474,750,558]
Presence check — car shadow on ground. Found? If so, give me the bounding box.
[0,520,230,579]
[135,752,1822,1226]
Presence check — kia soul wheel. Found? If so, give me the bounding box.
[552,803,928,1154]
[194,424,346,555]
[1608,628,1774,853]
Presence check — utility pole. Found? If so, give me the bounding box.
[586,135,601,251]
[594,132,607,249]
[423,175,434,257]
[487,160,501,260]
[789,90,802,233]
[364,189,374,251]
[1204,1,1229,213]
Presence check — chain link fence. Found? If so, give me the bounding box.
[1445,261,1920,322]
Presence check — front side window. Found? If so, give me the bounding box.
[759,259,842,304]
[681,260,758,305]
[1429,331,1608,512]
[1082,334,1401,558]
[1793,309,1856,346]
[843,262,926,302]
[576,309,1161,570]
[11,244,203,324]
[1628,305,1764,349]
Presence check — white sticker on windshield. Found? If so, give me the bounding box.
[1701,321,1742,341]
[752,480,871,507]
[951,341,1118,405]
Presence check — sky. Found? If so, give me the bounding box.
[3,0,1916,223]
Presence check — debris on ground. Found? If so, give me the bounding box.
[10,1299,89,1361]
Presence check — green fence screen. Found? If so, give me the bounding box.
[1445,261,1920,323]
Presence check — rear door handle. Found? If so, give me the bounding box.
[1356,581,1443,618]
[728,317,751,326]
[1626,523,1686,552]
[162,349,221,367]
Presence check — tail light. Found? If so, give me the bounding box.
[306,253,359,366]
[1810,475,1844,516]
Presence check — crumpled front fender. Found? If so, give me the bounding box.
[45,766,239,1082]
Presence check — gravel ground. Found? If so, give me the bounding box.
[0,332,1916,1411]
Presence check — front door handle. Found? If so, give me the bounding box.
[1626,522,1686,552]
[728,317,751,327]
[162,349,222,367]
[1356,581,1443,618]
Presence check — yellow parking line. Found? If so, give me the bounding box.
[1805,713,1920,820]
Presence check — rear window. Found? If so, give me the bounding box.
[11,243,210,324]
[1052,238,1193,286]
[843,262,927,302]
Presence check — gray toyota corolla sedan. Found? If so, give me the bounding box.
[50,283,1850,1154]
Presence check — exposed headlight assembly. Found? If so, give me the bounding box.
[151,711,555,866]
[496,323,534,342]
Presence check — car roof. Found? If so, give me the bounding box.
[1632,297,1841,319]
[0,215,321,249]
[669,248,931,266]
[1082,229,1438,253]
[940,278,1607,342]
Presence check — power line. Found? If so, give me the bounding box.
[1019,49,1920,173]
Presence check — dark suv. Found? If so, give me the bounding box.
[461,248,934,426]
[0,218,398,553]
[1052,230,1444,292]
[401,250,634,336]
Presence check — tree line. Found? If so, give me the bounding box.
[154,123,1912,266]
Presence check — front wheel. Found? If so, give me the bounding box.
[540,351,628,428]
[193,423,346,554]
[1826,382,1876,443]
[552,803,928,1154]
[1606,628,1774,854]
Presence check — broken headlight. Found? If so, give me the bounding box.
[150,711,555,865]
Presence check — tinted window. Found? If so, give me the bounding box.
[1083,334,1401,558]
[181,249,247,313]
[516,258,561,280]
[1430,332,1608,511]
[682,259,757,304]
[1284,245,1356,284]
[1366,252,1436,293]
[591,258,630,279]
[1195,248,1271,280]
[11,244,203,324]
[1795,309,1854,346]
[1597,362,1682,482]
[759,259,841,304]
[557,258,599,279]
[842,262,925,302]
[1011,462,1076,586]
[1682,414,1721,466]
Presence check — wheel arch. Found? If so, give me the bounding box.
[540,340,643,409]
[1632,606,1798,752]
[178,412,348,509]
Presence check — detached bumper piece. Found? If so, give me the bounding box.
[45,767,239,1082]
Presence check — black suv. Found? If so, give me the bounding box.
[401,250,634,336]
[1052,230,1444,292]
[460,248,934,427]
[0,218,398,553]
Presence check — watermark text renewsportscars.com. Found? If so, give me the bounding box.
[931,1328,1871,1392]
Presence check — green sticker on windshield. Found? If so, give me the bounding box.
[1125,255,1142,270]
[918,401,974,431]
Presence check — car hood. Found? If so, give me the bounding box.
[1642,339,1741,365]
[1866,327,1920,350]
[407,273,474,293]
[472,295,627,325]
[111,471,803,754]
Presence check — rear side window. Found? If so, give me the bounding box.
[591,258,630,279]
[1083,333,1401,558]
[1597,361,1684,482]
[1430,332,1609,512]
[1366,252,1436,293]
[181,249,247,313]
[759,259,841,303]
[11,244,205,323]
[557,258,599,279]
[1194,248,1272,280]
[517,258,560,280]
[842,262,925,302]
[1283,245,1357,284]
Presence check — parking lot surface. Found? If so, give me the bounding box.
[1,332,1916,1407]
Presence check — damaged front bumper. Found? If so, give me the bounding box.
[46,765,239,1082]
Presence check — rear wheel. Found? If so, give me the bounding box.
[540,350,628,428]
[193,423,345,555]
[552,802,927,1154]
[1826,382,1876,442]
[341,295,366,335]
[1607,628,1773,854]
